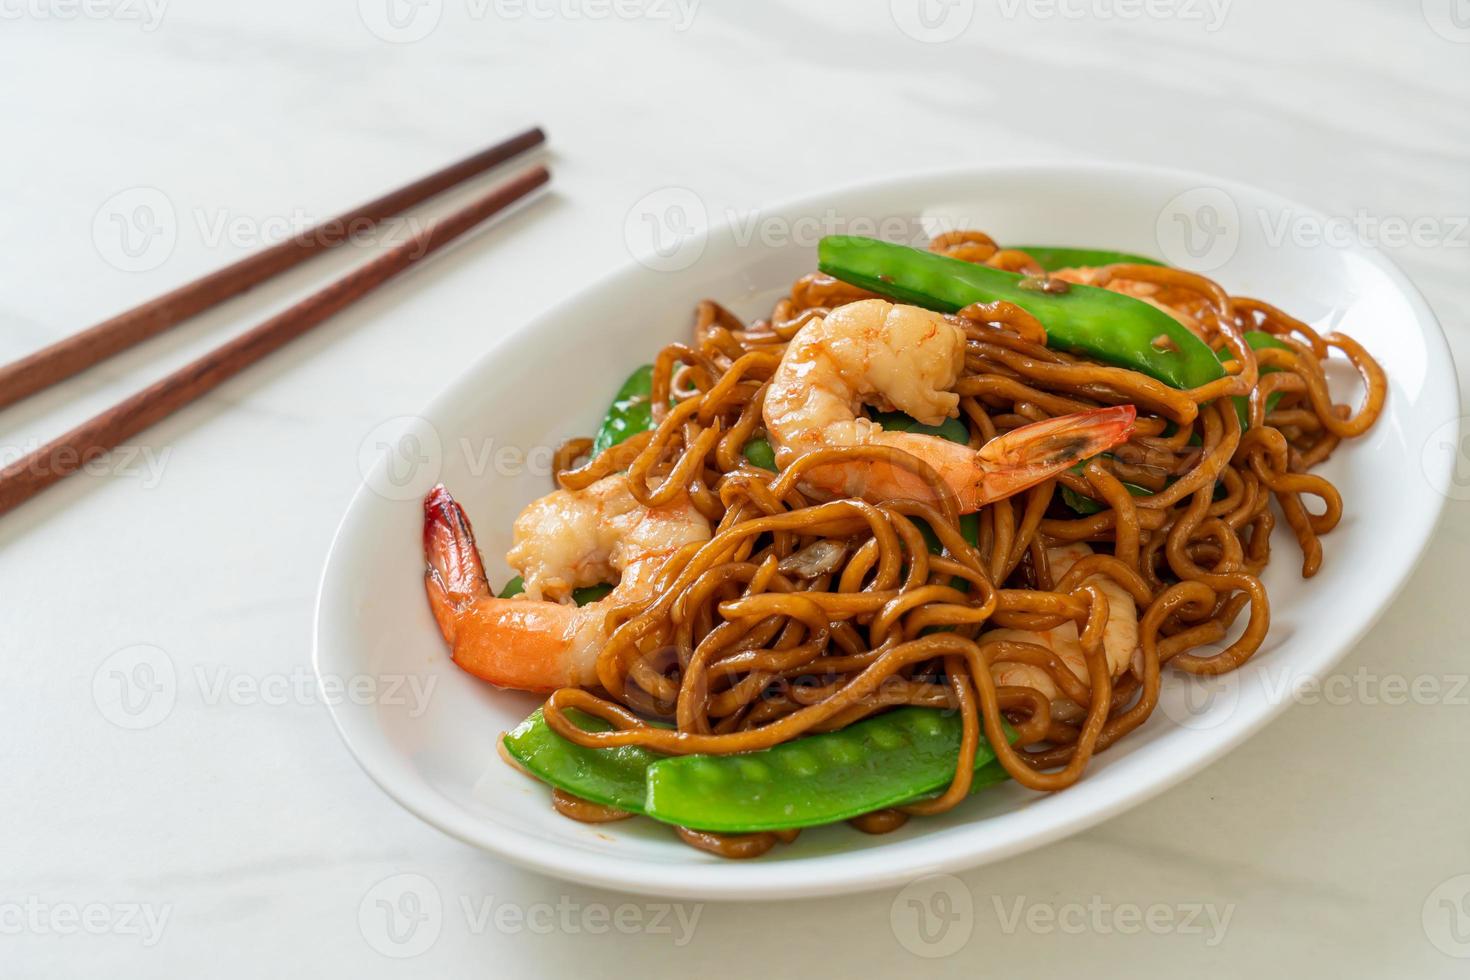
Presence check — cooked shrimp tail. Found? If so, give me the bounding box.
[763,298,1136,511]
[963,404,1136,507]
[423,475,712,693]
[423,483,594,692]
[423,483,491,644]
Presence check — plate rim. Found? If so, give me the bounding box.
[313,160,1460,899]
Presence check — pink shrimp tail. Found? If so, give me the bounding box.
[966,404,1136,509]
[423,484,587,692]
[423,484,490,644]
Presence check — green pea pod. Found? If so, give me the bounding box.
[591,364,655,456]
[870,410,970,445]
[1060,480,1150,516]
[872,411,978,552]
[738,415,968,480]
[644,707,1010,832]
[498,577,612,606]
[819,236,1223,390]
[1060,452,1153,515]
[1227,331,1292,430]
[743,436,778,472]
[1011,245,1163,271]
[502,707,665,814]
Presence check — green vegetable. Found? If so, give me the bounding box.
[505,705,1012,833]
[1060,480,1150,516]
[743,436,777,471]
[1011,245,1163,271]
[498,577,612,606]
[870,410,970,446]
[1226,331,1292,430]
[591,364,654,456]
[873,411,979,554]
[819,236,1223,390]
[503,708,664,814]
[590,367,780,474]
[644,707,1010,832]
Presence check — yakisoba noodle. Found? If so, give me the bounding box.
[501,231,1386,858]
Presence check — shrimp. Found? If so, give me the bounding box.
[423,475,710,692]
[986,542,1140,703]
[762,298,1137,512]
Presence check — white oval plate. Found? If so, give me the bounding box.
[314,164,1458,900]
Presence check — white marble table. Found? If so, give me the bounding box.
[3,1,1468,975]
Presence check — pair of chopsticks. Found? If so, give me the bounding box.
[0,127,550,517]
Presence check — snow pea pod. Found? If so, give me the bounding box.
[872,411,979,551]
[1011,245,1163,271]
[591,364,654,456]
[502,707,664,814]
[870,409,969,445]
[644,707,1010,832]
[743,436,777,472]
[1059,463,1151,516]
[1227,331,1291,430]
[591,364,779,471]
[498,577,612,606]
[818,236,1223,390]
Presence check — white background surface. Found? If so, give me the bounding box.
[2,1,1467,976]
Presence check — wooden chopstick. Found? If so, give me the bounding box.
[0,165,550,517]
[0,126,546,412]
